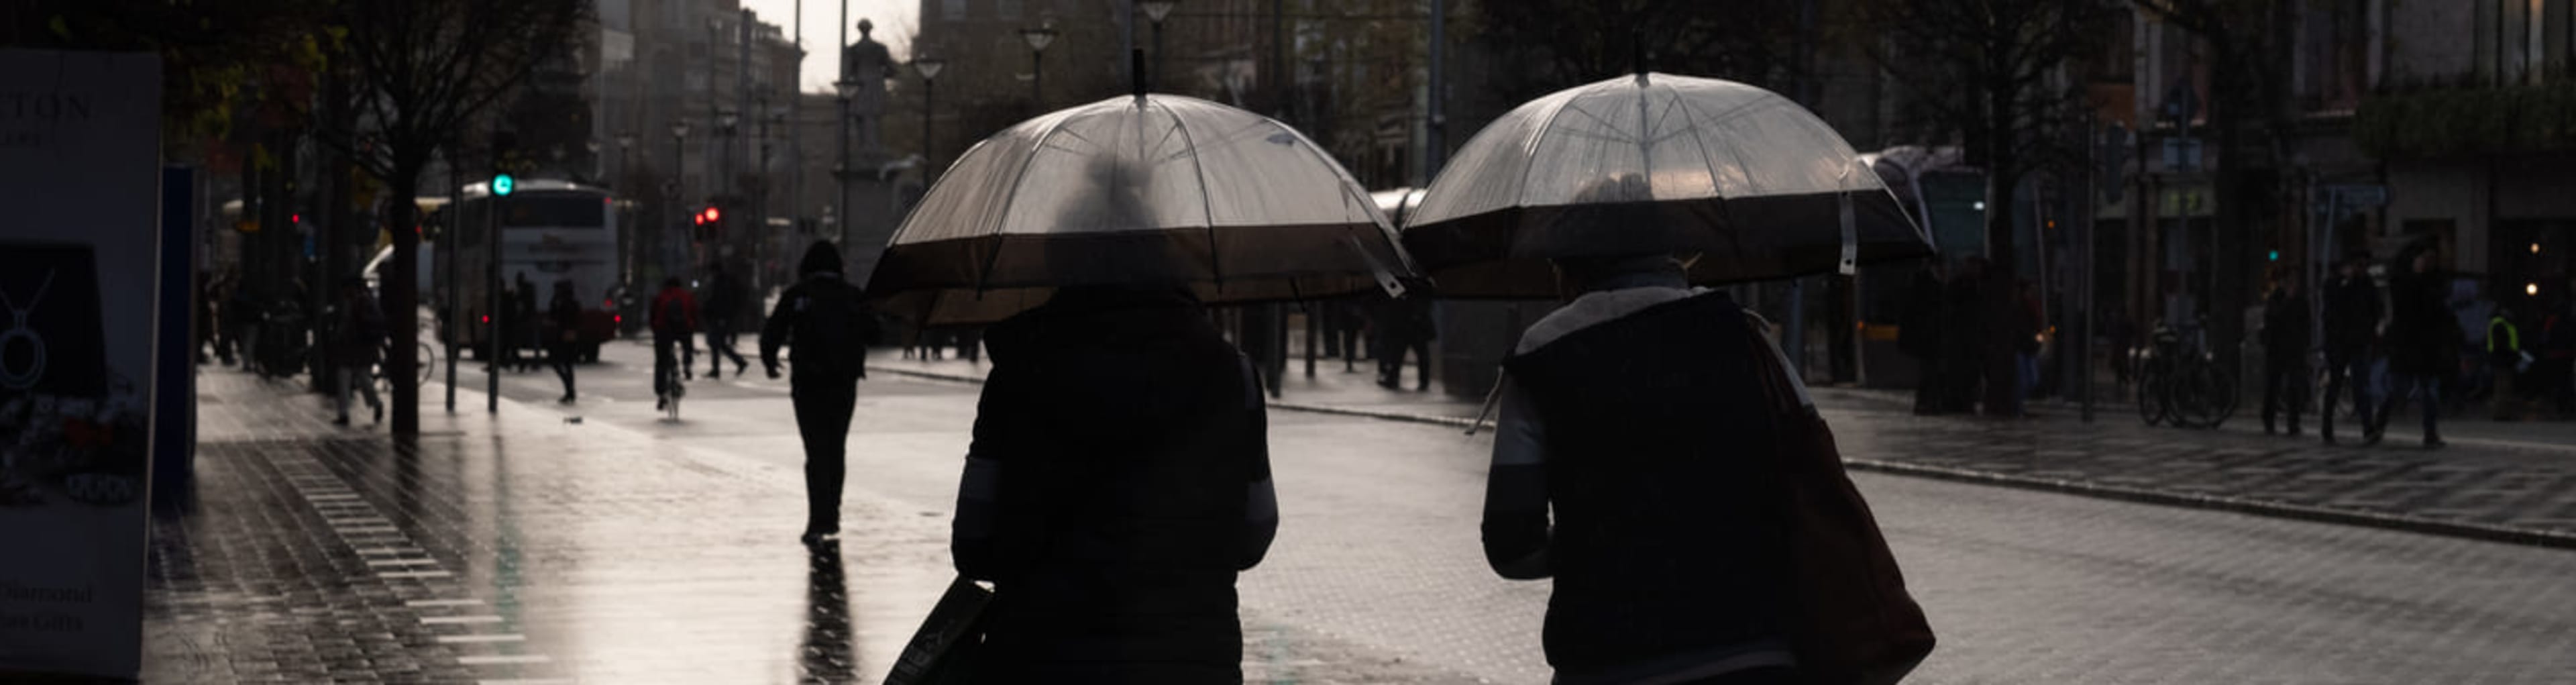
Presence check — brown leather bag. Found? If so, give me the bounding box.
[1744,317,1937,685]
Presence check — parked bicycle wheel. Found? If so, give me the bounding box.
[2137,365,2170,427]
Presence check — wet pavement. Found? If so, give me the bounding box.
[144,342,2576,683]
[879,352,2576,546]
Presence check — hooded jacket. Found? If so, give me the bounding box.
[952,286,1277,684]
[761,243,877,380]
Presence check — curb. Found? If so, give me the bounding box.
[865,364,2576,551]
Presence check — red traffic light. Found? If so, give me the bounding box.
[702,207,721,223]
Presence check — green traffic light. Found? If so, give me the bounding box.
[2267,250,2279,262]
[493,174,515,197]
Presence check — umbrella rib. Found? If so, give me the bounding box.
[1511,93,1587,205]
[974,109,1086,297]
[1155,97,1226,288]
[1674,95,1755,261]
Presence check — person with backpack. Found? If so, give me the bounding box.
[761,242,881,544]
[650,276,700,411]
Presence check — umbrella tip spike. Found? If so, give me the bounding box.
[1132,48,1148,98]
[1630,28,1647,78]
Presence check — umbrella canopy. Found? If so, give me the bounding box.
[866,93,1413,326]
[1401,72,1931,299]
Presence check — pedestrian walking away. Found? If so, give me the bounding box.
[948,284,1277,683]
[549,279,581,403]
[702,264,749,378]
[1898,262,1947,415]
[650,276,700,411]
[1374,293,1434,390]
[515,272,540,372]
[329,276,384,426]
[2488,303,2529,421]
[2318,254,2381,443]
[1483,254,1932,685]
[2375,246,2452,448]
[761,243,880,545]
[2261,271,2312,435]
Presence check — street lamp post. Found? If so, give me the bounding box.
[834,78,857,245]
[669,119,691,279]
[614,131,637,292]
[915,56,945,182]
[1021,23,1058,109]
[758,107,784,292]
[1139,1,1176,90]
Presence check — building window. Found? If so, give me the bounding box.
[943,0,967,21]
[2298,0,2367,111]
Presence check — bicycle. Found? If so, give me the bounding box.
[655,347,686,421]
[2135,318,2239,429]
[374,340,437,394]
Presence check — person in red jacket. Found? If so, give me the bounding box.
[650,277,700,409]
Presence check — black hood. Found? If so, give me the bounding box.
[799,242,843,276]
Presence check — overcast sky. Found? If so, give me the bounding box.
[741,0,917,93]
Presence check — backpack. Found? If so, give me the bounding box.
[662,295,692,334]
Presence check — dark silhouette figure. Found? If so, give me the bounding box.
[1939,258,1990,413]
[1898,264,1947,415]
[548,280,580,403]
[1374,294,1436,390]
[762,243,879,544]
[511,272,539,372]
[1485,254,1800,684]
[2375,247,2451,448]
[2261,274,2312,435]
[702,265,750,378]
[650,277,700,409]
[949,286,1278,683]
[330,277,385,425]
[2319,256,2380,443]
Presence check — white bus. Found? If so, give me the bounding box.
[434,179,623,362]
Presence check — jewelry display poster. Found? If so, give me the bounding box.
[0,50,163,679]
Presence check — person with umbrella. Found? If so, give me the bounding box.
[761,242,879,544]
[1406,72,1935,684]
[869,83,1404,680]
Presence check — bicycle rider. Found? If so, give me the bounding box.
[651,276,700,411]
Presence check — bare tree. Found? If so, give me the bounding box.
[1851,0,2116,274]
[337,0,589,435]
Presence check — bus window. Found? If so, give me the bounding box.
[501,195,607,229]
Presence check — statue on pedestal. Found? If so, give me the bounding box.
[843,19,893,160]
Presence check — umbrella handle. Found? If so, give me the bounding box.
[1344,234,1408,299]
[1466,372,1507,435]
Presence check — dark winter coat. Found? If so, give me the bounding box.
[958,287,1273,684]
[333,293,386,366]
[2385,268,2455,376]
[2261,288,2312,364]
[1897,270,1944,360]
[548,292,581,348]
[760,244,877,380]
[1497,291,1791,678]
[2321,274,2380,360]
[702,272,743,330]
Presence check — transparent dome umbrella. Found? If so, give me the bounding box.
[1401,72,1931,299]
[865,93,1415,326]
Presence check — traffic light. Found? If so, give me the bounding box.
[492,174,515,197]
[692,204,723,242]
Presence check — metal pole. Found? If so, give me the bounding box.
[1031,48,1044,109]
[675,133,687,277]
[1152,19,1166,91]
[1426,0,1446,177]
[446,142,462,413]
[486,162,502,414]
[923,76,936,180]
[2082,112,2099,423]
